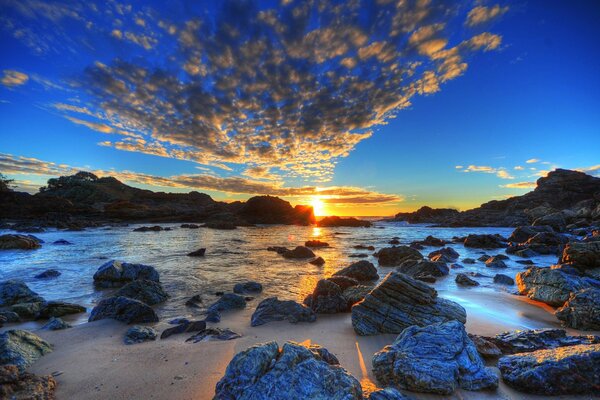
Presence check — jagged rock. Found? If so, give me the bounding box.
[309,256,325,266]
[214,341,362,399]
[305,240,329,248]
[464,234,506,249]
[468,334,502,359]
[483,328,600,355]
[187,248,206,257]
[282,246,315,259]
[560,241,600,269]
[185,294,202,308]
[532,212,567,231]
[508,225,554,243]
[0,330,53,372]
[0,364,57,399]
[34,269,61,279]
[204,221,237,230]
[237,195,314,225]
[377,246,423,266]
[124,326,157,344]
[317,216,372,227]
[351,272,466,335]
[36,301,86,319]
[208,293,246,314]
[392,206,459,224]
[93,260,160,288]
[304,279,348,314]
[333,260,378,281]
[88,296,159,324]
[250,297,316,326]
[367,387,411,400]
[555,288,600,330]
[161,320,206,339]
[508,231,568,255]
[0,234,41,250]
[0,280,44,307]
[372,320,498,394]
[342,285,372,306]
[455,273,479,286]
[233,281,263,294]
[493,274,514,285]
[396,259,449,279]
[115,279,169,305]
[516,267,593,306]
[428,247,459,262]
[498,343,600,395]
[326,276,358,291]
[485,256,507,269]
[186,328,241,342]
[42,317,71,330]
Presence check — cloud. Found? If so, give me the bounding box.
[466,5,509,27]
[513,165,524,170]
[496,169,514,179]
[526,158,540,164]
[464,165,494,173]
[1,70,29,87]
[501,181,536,189]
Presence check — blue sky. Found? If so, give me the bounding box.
[0,0,598,216]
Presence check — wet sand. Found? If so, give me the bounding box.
[26,290,598,400]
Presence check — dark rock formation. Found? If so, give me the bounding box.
[396,259,449,279]
[333,260,378,281]
[93,260,160,288]
[36,301,86,319]
[516,267,593,306]
[508,225,554,243]
[456,273,479,286]
[88,296,159,324]
[133,225,168,232]
[305,240,329,248]
[342,285,372,306]
[187,248,206,257]
[0,364,57,399]
[493,274,514,285]
[0,330,52,372]
[555,288,600,330]
[376,246,423,266]
[392,206,459,224]
[0,234,41,250]
[207,293,246,318]
[34,269,61,279]
[327,276,359,291]
[42,317,71,330]
[233,281,263,294]
[412,235,446,247]
[186,328,241,342]
[161,320,206,339]
[124,326,157,344]
[304,279,348,314]
[560,241,600,269]
[482,328,600,355]
[354,244,375,251]
[317,216,372,227]
[309,256,325,266]
[250,297,316,326]
[0,280,44,307]
[367,387,411,400]
[237,195,315,225]
[115,279,169,305]
[464,234,506,249]
[485,256,507,269]
[282,246,315,259]
[428,247,459,262]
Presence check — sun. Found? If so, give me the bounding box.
[310,196,326,216]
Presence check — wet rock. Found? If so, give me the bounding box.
[354,244,375,251]
[267,246,289,254]
[493,274,514,285]
[304,240,329,248]
[367,387,411,400]
[124,325,157,344]
[455,273,479,286]
[36,301,86,319]
[516,267,592,306]
[204,221,238,230]
[52,239,72,245]
[342,285,372,306]
[327,276,358,291]
[450,263,463,269]
[462,258,476,264]
[186,328,241,342]
[508,225,554,243]
[477,254,490,262]
[0,280,44,307]
[187,248,206,257]
[396,259,449,279]
[0,311,20,323]
[513,248,537,258]
[185,294,202,308]
[133,225,167,232]
[560,241,600,269]
[34,269,61,279]
[349,253,368,258]
[93,260,160,288]
[115,279,169,305]
[498,343,600,395]
[351,271,466,335]
[428,247,459,262]
[516,259,534,265]
[88,296,159,324]
[468,334,502,359]
[168,317,189,325]
[333,260,378,281]
[555,288,600,330]
[304,279,348,314]
[0,364,57,399]
[309,256,325,266]
[180,223,200,229]
[372,320,498,394]
[214,341,362,399]
[250,297,316,326]
[0,234,41,250]
[485,256,507,269]
[484,328,600,355]
[282,246,315,259]
[0,330,53,372]
[161,320,208,339]
[376,246,423,267]
[463,234,506,249]
[42,317,71,330]
[413,235,446,247]
[208,293,246,314]
[317,216,372,227]
[389,239,400,245]
[7,302,43,320]
[233,281,263,294]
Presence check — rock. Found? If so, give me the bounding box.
[351,271,466,335]
[477,254,490,262]
[555,288,600,330]
[464,234,506,249]
[133,225,165,232]
[0,365,57,399]
[168,317,190,325]
[516,267,592,306]
[513,248,537,258]
[0,330,52,372]
[317,216,372,227]
[250,297,316,326]
[124,326,158,344]
[7,302,43,320]
[161,320,208,339]
[342,285,372,306]
[532,212,567,231]
[115,279,169,305]
[304,240,329,248]
[326,276,358,291]
[428,247,459,261]
[53,239,72,245]
[187,248,206,257]
[333,260,378,281]
[354,244,375,251]
[42,317,71,330]
[36,301,86,319]
[309,256,325,266]
[389,239,400,245]
[88,296,159,324]
[214,341,362,399]
[180,223,200,229]
[0,311,20,323]
[34,269,61,279]
[455,273,479,286]
[392,206,460,224]
[267,246,289,254]
[377,246,423,266]
[233,281,263,294]
[186,328,241,342]
[372,320,498,394]
[468,334,502,359]
[0,234,41,250]
[237,195,315,225]
[508,225,554,243]
[516,259,534,265]
[493,274,514,285]
[208,293,246,314]
[185,294,202,308]
[204,221,237,230]
[413,235,446,247]
[560,241,600,269]
[0,280,44,307]
[304,280,348,314]
[450,263,463,269]
[484,328,600,354]
[484,256,507,268]
[93,260,160,288]
[367,387,411,400]
[396,259,449,279]
[462,258,476,264]
[349,253,368,258]
[498,343,600,395]
[282,246,315,259]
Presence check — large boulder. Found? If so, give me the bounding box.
[282,246,315,259]
[342,285,372,307]
[555,288,600,330]
[88,296,159,324]
[427,247,459,261]
[351,272,466,335]
[0,280,44,307]
[516,267,592,306]
[93,260,160,288]
[376,246,423,267]
[115,279,169,305]
[333,260,378,281]
[372,320,498,394]
[396,259,449,279]
[237,195,315,225]
[214,341,362,399]
[498,343,600,395]
[0,234,41,250]
[508,225,554,243]
[250,297,316,326]
[0,330,52,372]
[463,234,506,249]
[304,280,348,314]
[560,241,600,269]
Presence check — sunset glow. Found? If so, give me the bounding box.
[310,197,327,217]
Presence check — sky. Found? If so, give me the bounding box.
[0,0,599,216]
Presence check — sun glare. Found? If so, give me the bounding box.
[310,196,326,216]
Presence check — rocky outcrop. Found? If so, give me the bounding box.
[0,330,52,372]
[0,234,41,250]
[304,279,348,314]
[351,272,466,335]
[124,326,158,344]
[507,231,568,255]
[233,281,263,294]
[214,341,362,399]
[0,364,57,399]
[282,246,315,259]
[516,267,593,306]
[367,387,411,400]
[463,234,506,249]
[498,343,600,395]
[412,235,446,247]
[396,259,449,279]
[342,285,372,306]
[208,293,246,314]
[133,225,170,232]
[88,296,159,324]
[456,273,479,286]
[237,195,315,225]
[250,297,316,326]
[115,280,169,305]
[376,246,423,266]
[93,260,160,288]
[0,280,44,307]
[560,241,600,269]
[555,288,600,330]
[481,328,600,355]
[508,225,554,243]
[484,256,507,269]
[428,247,459,262]
[392,206,459,224]
[333,260,379,281]
[317,216,372,227]
[372,320,498,395]
[309,256,325,266]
